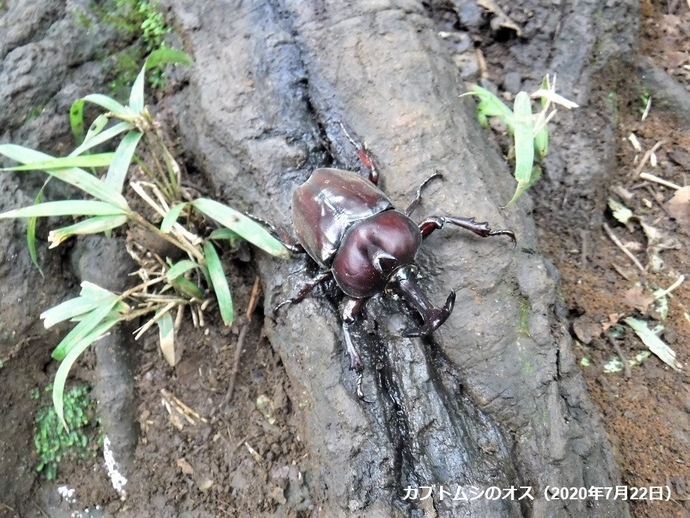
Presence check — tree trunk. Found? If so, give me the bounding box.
[165,1,634,516]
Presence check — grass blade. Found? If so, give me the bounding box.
[70,121,133,158]
[80,94,133,119]
[157,311,176,366]
[624,317,682,371]
[52,297,121,361]
[203,241,233,325]
[161,202,188,233]
[166,259,201,281]
[0,144,129,209]
[41,291,119,329]
[52,316,120,430]
[0,200,127,219]
[27,180,49,277]
[130,64,147,113]
[104,131,142,193]
[84,114,110,144]
[193,198,290,258]
[504,92,535,207]
[1,153,115,171]
[48,215,128,248]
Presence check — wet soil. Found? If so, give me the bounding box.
[1,0,689,517]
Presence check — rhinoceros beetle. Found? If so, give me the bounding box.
[276,126,515,397]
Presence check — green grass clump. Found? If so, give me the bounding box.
[34,385,96,480]
[0,51,289,429]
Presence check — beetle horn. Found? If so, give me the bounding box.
[368,246,397,274]
[388,266,456,337]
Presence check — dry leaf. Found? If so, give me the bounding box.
[667,185,690,234]
[602,313,625,333]
[177,458,195,475]
[622,286,654,313]
[641,219,681,272]
[573,317,602,345]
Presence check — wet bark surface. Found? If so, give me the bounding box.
[164,1,635,516]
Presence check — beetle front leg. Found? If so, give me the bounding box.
[419,216,516,246]
[341,297,367,399]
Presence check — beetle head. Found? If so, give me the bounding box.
[387,265,456,337]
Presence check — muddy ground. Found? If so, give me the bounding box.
[0,0,689,517]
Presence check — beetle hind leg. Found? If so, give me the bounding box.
[419,216,516,246]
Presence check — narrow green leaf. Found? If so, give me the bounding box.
[70,99,86,144]
[27,180,49,277]
[203,241,233,325]
[166,259,201,282]
[0,144,129,209]
[84,114,110,144]
[70,121,133,158]
[52,317,120,430]
[41,291,119,329]
[463,84,515,130]
[129,65,146,113]
[80,94,132,119]
[0,200,127,219]
[193,198,290,259]
[170,276,204,300]
[104,131,142,193]
[48,215,128,248]
[79,281,118,300]
[157,312,176,366]
[51,298,121,361]
[504,92,535,207]
[160,202,188,233]
[145,48,194,70]
[1,153,115,171]
[209,228,240,241]
[624,317,682,371]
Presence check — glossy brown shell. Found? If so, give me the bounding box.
[292,168,393,267]
[331,210,421,298]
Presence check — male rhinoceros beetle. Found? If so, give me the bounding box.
[276,128,515,397]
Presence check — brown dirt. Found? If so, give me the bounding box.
[530,2,690,517]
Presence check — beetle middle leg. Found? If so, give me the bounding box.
[275,270,333,312]
[419,216,516,245]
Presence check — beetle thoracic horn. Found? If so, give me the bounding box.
[387,266,456,337]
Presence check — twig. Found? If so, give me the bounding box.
[602,223,646,274]
[633,140,665,177]
[580,229,589,269]
[608,335,632,379]
[223,277,262,406]
[655,274,685,299]
[639,172,682,190]
[610,262,631,280]
[161,388,207,423]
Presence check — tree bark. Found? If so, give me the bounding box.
[165,1,631,516]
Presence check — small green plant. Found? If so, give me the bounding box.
[0,49,290,429]
[463,75,578,206]
[35,385,96,480]
[83,0,172,93]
